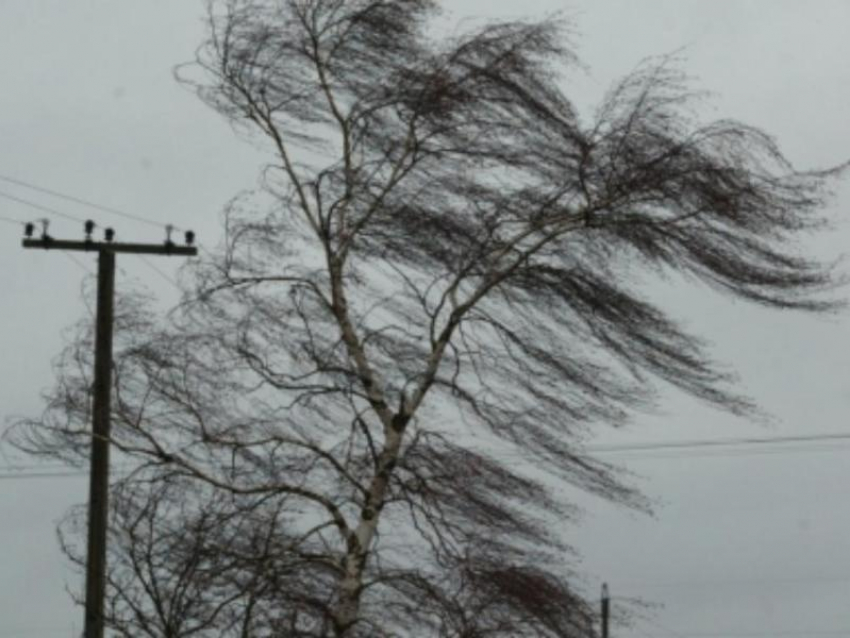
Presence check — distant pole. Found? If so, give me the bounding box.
[23,221,197,638]
[601,583,610,638]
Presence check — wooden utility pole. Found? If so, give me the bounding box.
[601,583,610,638]
[23,221,196,638]
[84,246,114,638]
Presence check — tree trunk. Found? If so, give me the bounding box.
[332,422,405,635]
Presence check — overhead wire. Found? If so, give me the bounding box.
[0,213,27,227]
[0,172,183,230]
[0,173,212,266]
[0,461,74,472]
[0,632,61,637]
[0,189,87,224]
[2,173,202,292]
[616,573,850,590]
[635,616,689,638]
[591,442,850,462]
[626,606,850,637]
[588,431,850,454]
[625,606,850,638]
[587,434,850,462]
[135,254,181,289]
[4,429,850,481]
[0,470,88,481]
[468,431,850,464]
[0,459,134,480]
[61,252,95,275]
[637,630,850,637]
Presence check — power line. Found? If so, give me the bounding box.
[0,173,180,230]
[588,441,850,462]
[0,470,88,481]
[0,174,212,260]
[646,631,850,637]
[0,459,136,478]
[588,431,850,454]
[0,213,26,226]
[469,432,850,464]
[0,461,79,472]
[135,254,181,289]
[63,252,95,275]
[4,430,850,481]
[628,611,850,637]
[636,616,688,638]
[0,633,76,637]
[617,573,850,590]
[0,189,87,224]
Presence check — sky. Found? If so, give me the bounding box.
[1,1,849,636]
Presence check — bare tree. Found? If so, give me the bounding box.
[9,0,845,636]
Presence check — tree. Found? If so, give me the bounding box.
[9,0,844,635]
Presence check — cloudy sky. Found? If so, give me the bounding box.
[1,1,849,636]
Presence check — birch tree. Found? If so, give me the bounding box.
[10,0,844,636]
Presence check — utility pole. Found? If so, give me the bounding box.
[601,583,610,638]
[22,220,196,638]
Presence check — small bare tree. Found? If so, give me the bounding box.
[10,1,845,635]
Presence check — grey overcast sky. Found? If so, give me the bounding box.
[2,1,849,636]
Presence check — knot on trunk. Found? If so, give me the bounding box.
[391,413,408,433]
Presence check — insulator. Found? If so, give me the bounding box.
[84,219,95,238]
[185,230,195,246]
[104,227,115,242]
[24,222,34,238]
